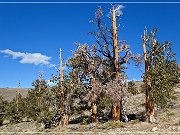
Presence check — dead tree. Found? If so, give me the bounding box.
[111,5,121,121]
[59,48,69,127]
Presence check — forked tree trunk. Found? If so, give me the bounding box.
[112,6,120,121]
[142,38,155,123]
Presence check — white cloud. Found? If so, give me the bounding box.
[0,49,51,65]
[114,5,124,16]
[107,5,124,18]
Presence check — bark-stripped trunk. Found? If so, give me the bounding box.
[112,6,119,79]
[59,48,69,127]
[91,77,98,123]
[142,39,155,123]
[112,6,120,121]
[60,48,64,83]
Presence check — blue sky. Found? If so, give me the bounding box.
[0,1,180,88]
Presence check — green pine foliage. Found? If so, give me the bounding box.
[0,95,9,125]
[127,81,139,95]
[25,74,54,122]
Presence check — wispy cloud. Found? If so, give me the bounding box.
[0,49,51,66]
[107,4,124,18]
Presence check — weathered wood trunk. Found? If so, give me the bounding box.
[142,35,155,123]
[117,102,121,121]
[112,102,117,121]
[149,102,155,123]
[112,6,120,121]
[59,48,69,127]
[92,103,97,123]
[112,6,119,80]
[91,77,98,123]
[146,92,155,123]
[60,92,69,127]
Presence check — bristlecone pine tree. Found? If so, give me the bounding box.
[141,28,179,123]
[90,5,133,121]
[67,43,102,123]
[68,5,133,122]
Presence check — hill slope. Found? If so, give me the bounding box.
[0,88,30,101]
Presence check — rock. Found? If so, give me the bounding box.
[22,117,28,122]
[149,115,156,123]
[40,122,45,129]
[151,127,158,132]
[2,119,10,125]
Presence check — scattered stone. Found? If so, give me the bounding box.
[2,119,10,125]
[151,127,158,132]
[22,117,28,122]
[149,115,156,123]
